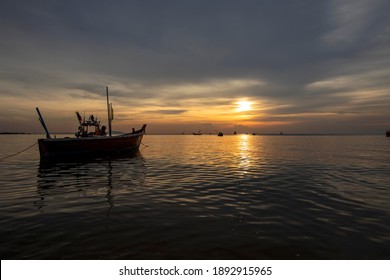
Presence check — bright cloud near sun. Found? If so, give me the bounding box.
[156,78,264,96]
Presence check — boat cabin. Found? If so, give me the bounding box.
[75,111,107,138]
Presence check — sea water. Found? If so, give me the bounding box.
[0,134,389,259]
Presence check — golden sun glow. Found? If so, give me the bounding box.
[236,101,252,112]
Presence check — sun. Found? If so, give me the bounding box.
[236,101,252,112]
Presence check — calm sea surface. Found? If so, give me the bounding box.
[0,134,389,259]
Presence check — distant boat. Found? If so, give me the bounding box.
[193,130,202,135]
[386,130,390,137]
[217,132,223,136]
[36,87,146,159]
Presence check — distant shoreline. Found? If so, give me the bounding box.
[0,132,32,135]
[0,132,385,136]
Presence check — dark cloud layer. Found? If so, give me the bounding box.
[1,0,390,133]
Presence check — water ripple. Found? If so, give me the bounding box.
[0,135,389,259]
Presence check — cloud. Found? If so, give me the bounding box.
[321,0,389,49]
[305,69,390,92]
[145,110,187,115]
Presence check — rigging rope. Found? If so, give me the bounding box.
[0,142,38,161]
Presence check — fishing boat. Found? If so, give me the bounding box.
[36,87,146,159]
[217,132,223,136]
[193,130,202,135]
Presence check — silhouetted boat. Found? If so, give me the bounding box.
[193,130,202,135]
[217,132,223,136]
[386,130,390,137]
[36,87,146,159]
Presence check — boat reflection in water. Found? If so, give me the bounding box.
[36,152,146,215]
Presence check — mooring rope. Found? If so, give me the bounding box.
[0,142,38,161]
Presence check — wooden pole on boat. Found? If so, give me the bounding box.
[106,86,112,137]
[36,107,51,139]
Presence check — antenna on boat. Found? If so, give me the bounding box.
[106,86,112,137]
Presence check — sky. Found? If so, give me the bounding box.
[1,0,390,134]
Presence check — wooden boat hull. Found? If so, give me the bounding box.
[38,128,145,158]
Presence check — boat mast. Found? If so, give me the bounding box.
[36,107,51,139]
[106,86,112,137]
